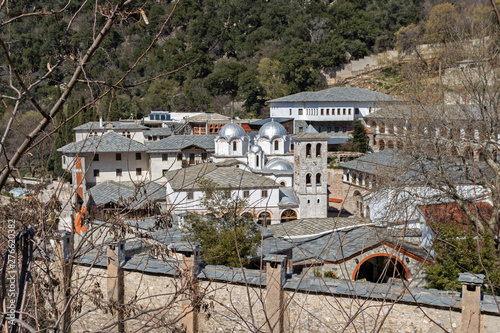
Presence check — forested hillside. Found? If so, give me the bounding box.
[2,0,424,120]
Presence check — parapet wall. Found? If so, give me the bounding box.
[68,253,500,332]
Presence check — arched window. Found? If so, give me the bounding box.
[280,181,286,187]
[379,139,385,151]
[316,143,322,157]
[316,173,321,185]
[241,212,254,221]
[379,122,386,134]
[306,143,312,157]
[280,209,297,222]
[257,212,271,227]
[233,141,237,152]
[346,172,350,182]
[306,173,312,185]
[274,140,279,151]
[387,140,394,149]
[396,140,403,149]
[256,155,259,167]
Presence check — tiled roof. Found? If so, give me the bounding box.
[147,135,216,152]
[165,163,279,191]
[268,87,400,103]
[58,132,147,153]
[418,202,493,232]
[89,181,166,207]
[74,121,147,130]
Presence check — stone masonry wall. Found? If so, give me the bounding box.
[70,265,499,332]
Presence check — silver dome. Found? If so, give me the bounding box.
[250,145,263,153]
[218,123,246,141]
[257,121,287,141]
[264,158,293,172]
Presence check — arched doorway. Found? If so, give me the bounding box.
[387,140,394,149]
[241,212,254,221]
[379,139,385,151]
[257,211,271,227]
[280,209,297,222]
[352,254,410,283]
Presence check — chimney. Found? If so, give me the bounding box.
[458,272,484,333]
[107,241,125,332]
[171,243,201,333]
[264,255,289,333]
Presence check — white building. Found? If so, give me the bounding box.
[59,120,330,224]
[268,87,402,147]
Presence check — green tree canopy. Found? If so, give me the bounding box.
[185,180,260,267]
[349,118,369,153]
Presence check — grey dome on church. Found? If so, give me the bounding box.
[250,145,263,153]
[264,158,293,172]
[257,120,287,141]
[218,123,246,141]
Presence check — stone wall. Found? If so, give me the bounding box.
[69,264,499,332]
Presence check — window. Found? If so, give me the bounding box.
[289,109,292,115]
[177,153,182,161]
[326,109,329,115]
[136,153,142,160]
[316,143,322,157]
[93,169,99,177]
[233,141,237,152]
[116,153,121,161]
[116,169,122,177]
[163,169,168,176]
[306,143,312,157]
[223,190,231,199]
[187,191,194,200]
[243,190,250,198]
[321,109,324,115]
[162,153,168,161]
[136,168,142,176]
[337,108,341,115]
[261,190,268,198]
[316,173,321,185]
[348,108,351,115]
[343,108,346,115]
[274,140,279,151]
[256,155,260,167]
[93,154,99,161]
[298,108,303,115]
[306,173,312,184]
[202,152,207,160]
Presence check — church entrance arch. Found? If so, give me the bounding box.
[280,209,297,222]
[352,254,410,283]
[257,211,271,227]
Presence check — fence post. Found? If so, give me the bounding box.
[458,272,484,333]
[264,255,288,333]
[107,240,125,332]
[171,243,201,333]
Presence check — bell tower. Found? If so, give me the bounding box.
[293,125,329,219]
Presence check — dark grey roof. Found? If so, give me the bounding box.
[365,103,484,121]
[165,163,279,191]
[147,135,216,153]
[327,137,349,145]
[288,225,430,265]
[58,132,146,153]
[89,181,165,208]
[278,188,299,207]
[74,121,147,130]
[250,118,293,126]
[268,87,400,104]
[268,217,365,238]
[293,131,330,141]
[144,127,173,137]
[303,124,318,134]
[341,150,402,175]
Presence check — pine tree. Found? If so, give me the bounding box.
[350,118,369,153]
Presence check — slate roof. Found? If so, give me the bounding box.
[89,181,165,207]
[250,118,293,126]
[165,163,279,191]
[58,132,147,153]
[143,127,173,137]
[74,121,147,130]
[268,217,367,238]
[288,225,430,265]
[268,87,400,104]
[293,131,331,141]
[278,188,299,207]
[365,103,484,121]
[147,135,216,153]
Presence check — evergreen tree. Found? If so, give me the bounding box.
[350,118,369,153]
[425,224,500,295]
[185,180,260,267]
